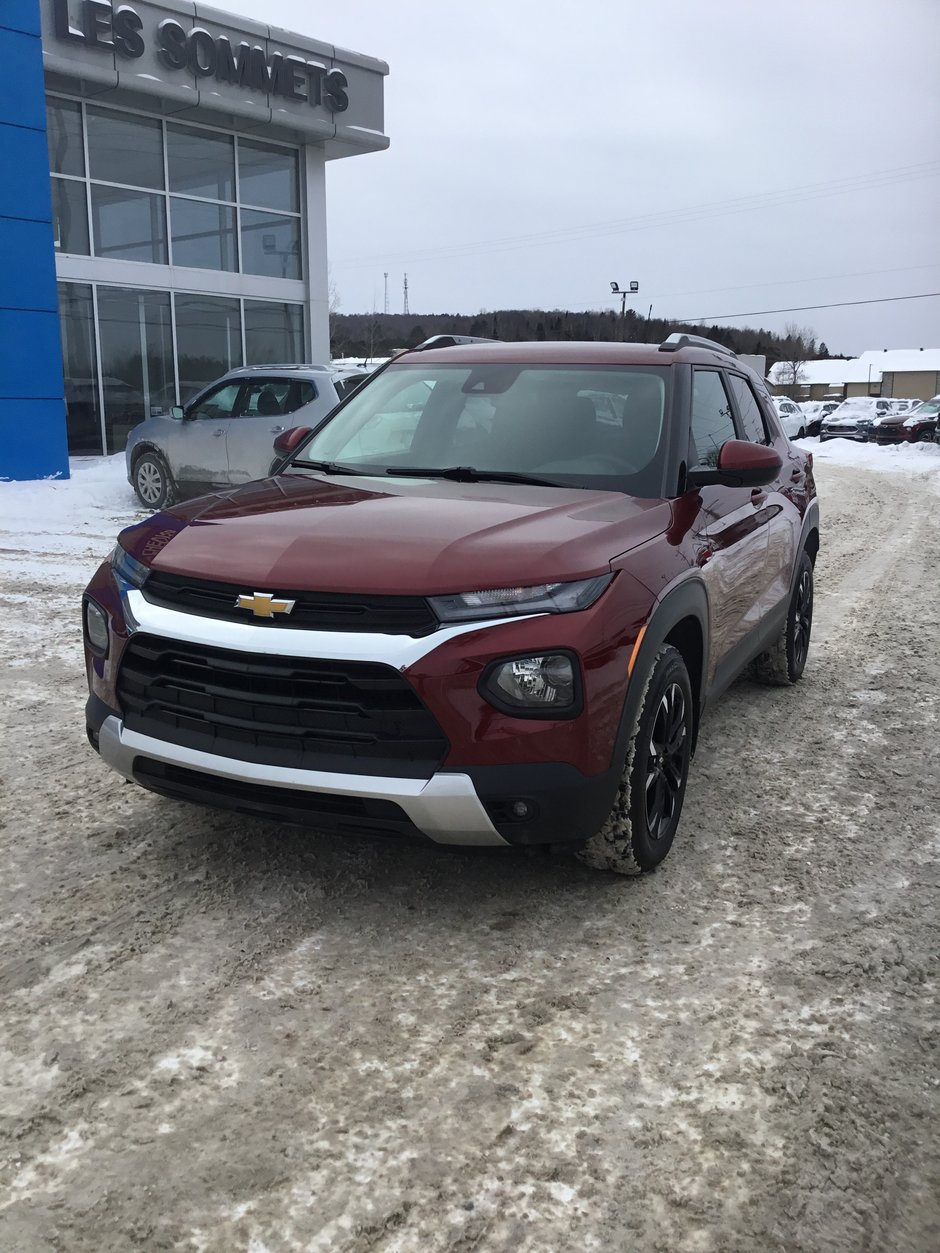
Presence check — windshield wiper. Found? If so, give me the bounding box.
[389,465,563,488]
[291,458,370,475]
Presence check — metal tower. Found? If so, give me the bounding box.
[383,272,388,315]
[403,273,409,316]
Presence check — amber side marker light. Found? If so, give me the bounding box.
[627,624,648,677]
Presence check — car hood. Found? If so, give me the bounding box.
[119,472,672,595]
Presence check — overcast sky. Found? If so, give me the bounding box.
[224,0,940,355]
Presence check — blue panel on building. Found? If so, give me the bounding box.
[0,26,47,131]
[0,1,43,37]
[0,309,65,398]
[0,1,69,480]
[0,216,59,312]
[0,122,53,223]
[0,399,69,480]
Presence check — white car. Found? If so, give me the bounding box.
[819,396,895,442]
[771,397,807,438]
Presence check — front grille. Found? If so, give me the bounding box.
[117,635,449,778]
[143,571,438,636]
[133,758,423,839]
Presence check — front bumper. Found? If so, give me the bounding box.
[93,709,509,845]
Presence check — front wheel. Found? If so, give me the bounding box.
[133,450,175,511]
[577,644,694,876]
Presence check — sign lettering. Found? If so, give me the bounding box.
[51,0,349,112]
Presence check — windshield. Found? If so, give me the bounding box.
[910,399,940,416]
[291,362,671,497]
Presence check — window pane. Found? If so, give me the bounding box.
[174,294,243,391]
[244,301,304,363]
[51,177,89,255]
[86,107,164,189]
[240,210,301,279]
[188,382,242,421]
[237,138,299,212]
[167,123,235,201]
[58,282,101,455]
[691,370,736,466]
[91,185,167,263]
[727,374,769,444]
[96,287,174,453]
[170,198,237,271]
[239,379,292,416]
[47,98,84,176]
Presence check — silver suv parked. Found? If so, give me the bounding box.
[126,364,371,508]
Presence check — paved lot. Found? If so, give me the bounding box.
[0,461,937,1251]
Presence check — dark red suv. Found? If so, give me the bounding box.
[83,335,819,876]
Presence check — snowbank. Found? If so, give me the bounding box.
[795,435,940,484]
[0,454,138,584]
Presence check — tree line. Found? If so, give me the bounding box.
[329,308,837,370]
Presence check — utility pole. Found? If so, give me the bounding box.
[383,272,389,315]
[403,273,409,316]
[609,280,639,342]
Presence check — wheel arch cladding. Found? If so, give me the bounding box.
[609,579,708,770]
[804,527,820,565]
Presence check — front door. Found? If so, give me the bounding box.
[170,381,243,487]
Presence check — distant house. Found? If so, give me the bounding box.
[768,349,940,401]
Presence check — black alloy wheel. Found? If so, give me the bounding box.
[792,562,813,674]
[645,682,689,841]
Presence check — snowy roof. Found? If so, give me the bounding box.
[768,348,940,387]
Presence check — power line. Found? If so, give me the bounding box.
[672,291,940,323]
[334,160,940,269]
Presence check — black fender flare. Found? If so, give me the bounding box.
[607,576,710,773]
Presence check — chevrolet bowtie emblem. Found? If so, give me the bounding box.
[235,592,296,618]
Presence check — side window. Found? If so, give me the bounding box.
[691,370,736,467]
[289,380,318,412]
[186,382,242,421]
[727,373,769,444]
[334,374,368,401]
[238,379,292,418]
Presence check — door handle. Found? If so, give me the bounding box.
[790,468,803,481]
[270,425,285,433]
[751,488,766,506]
[212,428,224,437]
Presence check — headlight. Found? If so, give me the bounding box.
[429,574,612,623]
[481,652,580,717]
[83,598,109,656]
[111,544,150,588]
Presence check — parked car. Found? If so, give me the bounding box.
[820,397,895,442]
[873,395,940,444]
[125,365,372,509]
[772,396,807,438]
[84,333,818,878]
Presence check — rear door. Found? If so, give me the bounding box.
[687,368,776,688]
[225,378,317,483]
[726,371,800,619]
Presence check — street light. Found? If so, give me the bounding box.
[610,280,639,341]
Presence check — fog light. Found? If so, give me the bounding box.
[84,599,109,656]
[511,800,533,819]
[481,652,580,717]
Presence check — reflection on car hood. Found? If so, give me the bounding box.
[119,472,672,595]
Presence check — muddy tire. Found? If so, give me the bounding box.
[751,550,814,686]
[133,450,175,511]
[577,644,693,876]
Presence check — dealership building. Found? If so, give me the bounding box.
[0,0,388,478]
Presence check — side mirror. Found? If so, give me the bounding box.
[687,439,782,490]
[273,426,312,455]
[169,405,185,420]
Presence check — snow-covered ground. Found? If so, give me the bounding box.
[1,451,938,1251]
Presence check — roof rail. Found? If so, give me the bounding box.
[410,334,499,351]
[659,332,737,358]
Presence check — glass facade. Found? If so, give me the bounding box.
[48,95,310,454]
[46,96,303,278]
[56,283,305,453]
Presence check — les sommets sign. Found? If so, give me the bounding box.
[51,0,350,112]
